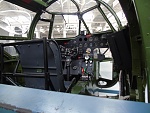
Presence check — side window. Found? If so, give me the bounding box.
[0,1,34,38]
[4,46,18,56]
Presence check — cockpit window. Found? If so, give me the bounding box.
[77,0,97,11]
[0,0,127,39]
[48,0,78,13]
[44,0,127,38]
[4,46,18,56]
[0,1,34,38]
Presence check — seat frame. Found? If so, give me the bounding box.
[0,38,67,91]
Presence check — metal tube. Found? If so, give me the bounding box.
[95,0,122,30]
[5,77,18,86]
[82,5,98,15]
[0,36,28,40]
[0,44,4,83]
[3,73,47,78]
[43,37,50,90]
[43,38,55,91]
[78,19,81,35]
[28,11,42,39]
[13,60,20,74]
[71,0,80,12]
[45,10,78,15]
[40,18,52,22]
[3,39,43,46]
[79,15,91,34]
[48,14,55,39]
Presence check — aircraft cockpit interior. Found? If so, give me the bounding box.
[0,0,150,113]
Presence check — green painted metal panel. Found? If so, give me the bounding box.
[4,0,56,12]
[34,0,49,7]
[133,0,150,102]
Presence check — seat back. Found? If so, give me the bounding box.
[15,39,65,91]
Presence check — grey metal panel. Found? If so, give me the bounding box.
[0,84,150,113]
[48,40,65,91]
[15,39,65,91]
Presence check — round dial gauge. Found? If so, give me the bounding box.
[89,37,93,41]
[94,37,98,41]
[84,43,88,47]
[79,43,82,48]
[73,40,77,44]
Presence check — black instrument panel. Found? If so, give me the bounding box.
[56,33,111,77]
[65,34,109,55]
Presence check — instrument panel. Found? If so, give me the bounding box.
[57,33,110,78]
[64,34,108,55]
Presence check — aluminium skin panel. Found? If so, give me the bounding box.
[0,84,150,113]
